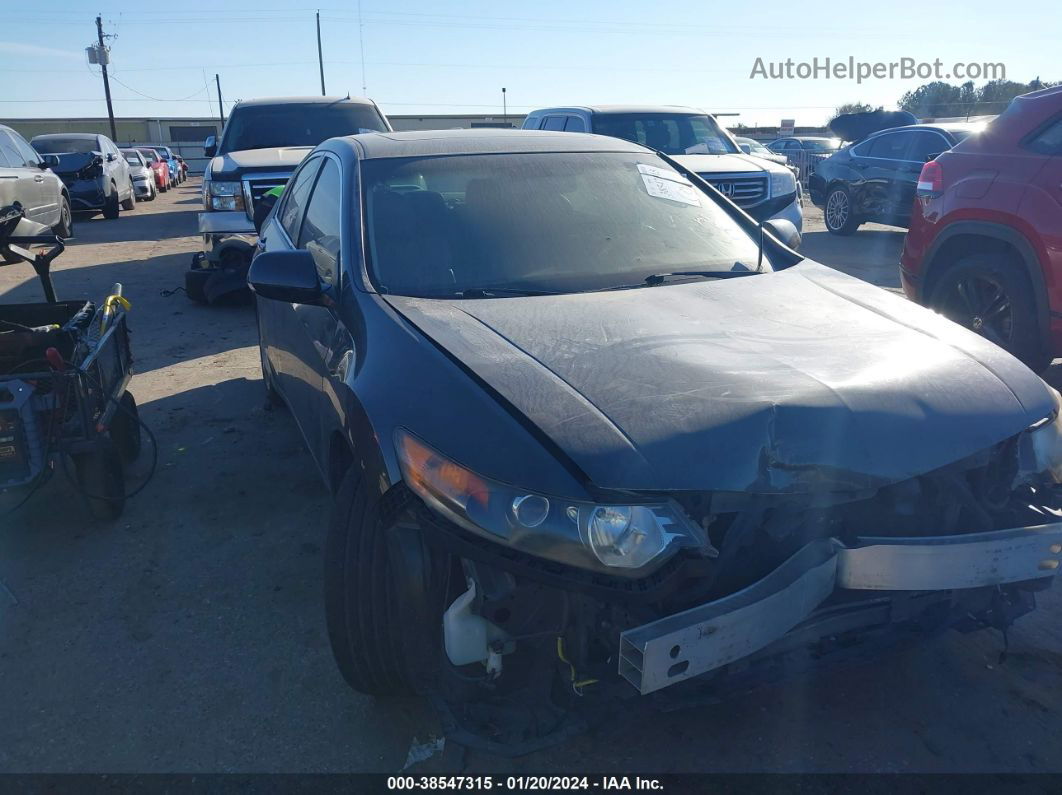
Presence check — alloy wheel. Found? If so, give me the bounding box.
[825,190,849,230]
[941,273,1013,347]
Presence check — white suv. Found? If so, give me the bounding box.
[523,106,803,241]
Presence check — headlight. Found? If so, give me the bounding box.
[770,168,796,198]
[396,430,712,574]
[1024,389,1062,483]
[207,180,244,212]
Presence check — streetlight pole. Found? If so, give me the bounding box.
[95,15,117,141]
[502,87,507,126]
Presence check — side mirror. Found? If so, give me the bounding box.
[738,143,752,154]
[106,153,116,162]
[204,136,217,158]
[762,218,801,250]
[248,250,322,305]
[37,160,49,169]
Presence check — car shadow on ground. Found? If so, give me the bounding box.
[799,229,906,290]
[1,374,438,772]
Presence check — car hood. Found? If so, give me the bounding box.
[385,261,1054,494]
[673,152,782,175]
[47,152,102,175]
[210,147,314,174]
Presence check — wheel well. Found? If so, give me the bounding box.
[923,233,1023,300]
[327,433,354,496]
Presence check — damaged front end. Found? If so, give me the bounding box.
[387,419,1062,755]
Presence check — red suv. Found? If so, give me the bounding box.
[901,85,1062,372]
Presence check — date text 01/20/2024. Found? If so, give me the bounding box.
[387,776,664,791]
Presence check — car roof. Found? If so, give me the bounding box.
[339,129,650,159]
[867,122,983,138]
[31,133,100,140]
[530,104,704,116]
[234,95,375,108]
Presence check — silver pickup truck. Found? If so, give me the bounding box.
[191,95,390,303]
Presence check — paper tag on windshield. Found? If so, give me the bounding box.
[637,164,700,206]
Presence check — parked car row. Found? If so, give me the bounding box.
[799,85,1062,373]
[0,124,193,233]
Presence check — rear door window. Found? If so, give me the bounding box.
[904,131,951,163]
[564,116,587,132]
[864,133,909,161]
[542,116,567,131]
[1027,117,1062,155]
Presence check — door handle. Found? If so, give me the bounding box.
[34,175,45,182]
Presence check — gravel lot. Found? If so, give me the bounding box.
[2,182,1061,773]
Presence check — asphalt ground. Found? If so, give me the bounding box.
[1,182,1060,773]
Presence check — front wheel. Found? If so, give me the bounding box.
[53,195,73,238]
[929,252,1051,372]
[121,182,136,211]
[102,185,120,219]
[325,473,445,696]
[824,185,860,236]
[110,392,143,462]
[73,437,125,520]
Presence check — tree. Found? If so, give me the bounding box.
[832,102,875,119]
[899,78,1060,119]
[898,81,964,118]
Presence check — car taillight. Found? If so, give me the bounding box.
[917,160,943,195]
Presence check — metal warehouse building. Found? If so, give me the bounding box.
[1,113,526,174]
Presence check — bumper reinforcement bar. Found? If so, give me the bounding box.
[619,524,1062,694]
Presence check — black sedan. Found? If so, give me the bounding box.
[808,123,981,235]
[250,129,1062,751]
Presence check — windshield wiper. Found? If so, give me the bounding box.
[642,270,757,286]
[458,286,561,298]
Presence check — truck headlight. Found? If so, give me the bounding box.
[770,168,796,198]
[397,430,712,575]
[207,180,244,212]
[1024,389,1062,483]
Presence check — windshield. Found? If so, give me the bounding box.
[739,138,771,154]
[363,152,766,298]
[32,137,99,154]
[138,150,158,163]
[122,152,141,165]
[800,138,841,152]
[590,113,738,156]
[219,103,388,154]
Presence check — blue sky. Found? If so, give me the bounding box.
[2,0,1055,127]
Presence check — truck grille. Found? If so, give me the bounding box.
[698,173,768,208]
[242,175,290,219]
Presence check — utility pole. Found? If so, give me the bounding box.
[316,10,326,96]
[502,87,507,126]
[95,16,117,141]
[215,74,225,125]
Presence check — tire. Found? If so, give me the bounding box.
[185,267,209,304]
[102,185,120,220]
[928,252,1051,372]
[325,473,438,696]
[121,182,136,211]
[824,185,861,236]
[110,392,142,463]
[53,194,73,238]
[160,181,168,193]
[73,437,125,520]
